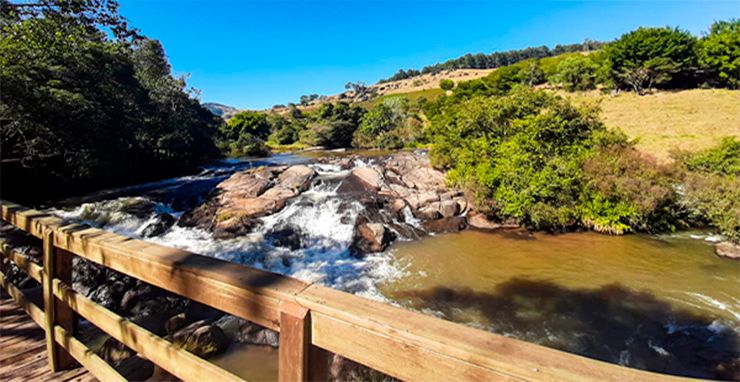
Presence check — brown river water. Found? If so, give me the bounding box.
[211,230,739,381]
[381,230,740,380]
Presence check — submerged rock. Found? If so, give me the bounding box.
[467,212,520,231]
[170,320,229,358]
[715,242,740,260]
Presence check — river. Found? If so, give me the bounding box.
[45,152,739,380]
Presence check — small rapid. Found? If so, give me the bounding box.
[49,154,406,301]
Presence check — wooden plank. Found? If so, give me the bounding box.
[53,325,125,382]
[297,284,691,382]
[279,301,309,382]
[52,279,245,382]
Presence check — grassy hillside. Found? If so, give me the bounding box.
[359,88,445,108]
[372,84,739,161]
[565,89,740,161]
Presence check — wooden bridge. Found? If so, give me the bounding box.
[0,199,697,381]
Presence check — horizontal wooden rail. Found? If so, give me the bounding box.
[53,279,244,382]
[0,200,697,382]
[0,270,125,381]
[0,240,44,282]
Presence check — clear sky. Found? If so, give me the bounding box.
[118,0,739,110]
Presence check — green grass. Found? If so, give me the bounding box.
[266,141,308,152]
[360,88,446,109]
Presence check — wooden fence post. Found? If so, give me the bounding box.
[43,230,77,372]
[279,301,310,382]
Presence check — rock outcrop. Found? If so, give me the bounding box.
[179,165,316,238]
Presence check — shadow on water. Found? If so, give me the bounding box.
[396,278,740,380]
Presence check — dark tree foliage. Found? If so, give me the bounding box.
[379,41,605,83]
[697,19,740,89]
[604,27,698,94]
[0,0,220,203]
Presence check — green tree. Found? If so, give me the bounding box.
[1,1,219,202]
[605,27,698,94]
[553,55,598,91]
[223,111,271,140]
[353,98,407,148]
[439,79,455,91]
[697,19,740,88]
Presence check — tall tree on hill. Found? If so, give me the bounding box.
[605,27,698,94]
[697,19,740,89]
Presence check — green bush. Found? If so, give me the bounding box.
[439,79,455,90]
[307,120,358,148]
[222,111,271,140]
[272,124,300,145]
[220,134,269,157]
[681,173,740,242]
[552,55,599,91]
[676,137,740,241]
[353,98,408,148]
[429,87,688,234]
[677,137,740,176]
[582,145,683,233]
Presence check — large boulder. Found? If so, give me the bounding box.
[352,166,384,191]
[423,216,467,233]
[352,222,395,254]
[180,165,316,239]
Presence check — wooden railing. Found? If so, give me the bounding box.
[0,199,695,382]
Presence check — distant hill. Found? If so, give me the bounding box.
[203,102,240,120]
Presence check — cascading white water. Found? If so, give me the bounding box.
[48,157,406,301]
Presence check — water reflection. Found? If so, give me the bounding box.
[396,278,740,380]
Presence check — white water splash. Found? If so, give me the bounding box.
[47,161,405,302]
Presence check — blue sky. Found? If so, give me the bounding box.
[119,1,739,109]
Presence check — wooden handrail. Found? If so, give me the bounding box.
[0,199,697,381]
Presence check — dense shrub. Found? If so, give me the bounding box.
[221,111,271,140]
[429,88,689,234]
[582,145,683,234]
[353,98,422,148]
[218,132,269,157]
[552,55,599,91]
[439,79,455,90]
[681,173,740,242]
[677,137,740,175]
[306,120,358,148]
[272,123,301,145]
[675,137,740,241]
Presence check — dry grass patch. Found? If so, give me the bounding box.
[566,89,740,161]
